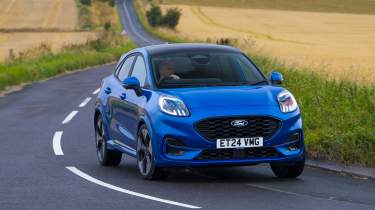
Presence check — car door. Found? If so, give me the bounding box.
[108,54,136,149]
[115,54,148,150]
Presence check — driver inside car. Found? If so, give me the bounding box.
[159,61,180,82]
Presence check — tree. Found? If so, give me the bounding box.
[80,0,91,6]
[161,8,181,29]
[146,5,162,27]
[108,0,116,7]
[104,22,112,31]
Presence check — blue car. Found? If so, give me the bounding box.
[94,43,305,179]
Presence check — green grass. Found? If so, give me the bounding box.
[252,56,375,167]
[136,0,375,167]
[161,0,375,15]
[0,35,136,92]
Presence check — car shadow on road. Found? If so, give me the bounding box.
[84,155,303,184]
[166,165,303,184]
[106,158,304,184]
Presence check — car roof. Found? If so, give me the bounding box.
[142,43,241,56]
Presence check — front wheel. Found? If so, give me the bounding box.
[136,125,167,180]
[95,115,122,166]
[270,157,305,178]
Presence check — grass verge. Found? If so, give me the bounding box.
[0,33,136,93]
[253,56,375,167]
[135,0,375,167]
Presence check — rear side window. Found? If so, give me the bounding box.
[131,56,147,87]
[118,55,135,81]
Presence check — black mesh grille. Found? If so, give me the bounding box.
[196,147,280,160]
[195,116,281,141]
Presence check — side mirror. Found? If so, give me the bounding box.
[123,77,142,96]
[269,71,284,85]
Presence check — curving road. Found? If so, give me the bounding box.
[0,0,374,209]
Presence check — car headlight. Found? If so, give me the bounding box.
[277,90,298,113]
[158,95,190,117]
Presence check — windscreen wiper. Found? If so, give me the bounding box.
[247,80,269,86]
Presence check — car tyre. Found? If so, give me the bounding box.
[137,124,167,180]
[95,115,122,166]
[270,156,305,178]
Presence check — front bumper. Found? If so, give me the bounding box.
[147,105,304,167]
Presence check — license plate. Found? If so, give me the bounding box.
[216,137,263,149]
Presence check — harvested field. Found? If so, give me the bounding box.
[0,0,78,30]
[0,32,97,60]
[161,5,375,83]
[162,0,375,15]
[0,0,96,61]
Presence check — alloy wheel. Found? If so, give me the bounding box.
[95,118,106,162]
[137,128,153,176]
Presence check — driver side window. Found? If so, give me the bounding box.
[117,55,135,81]
[130,56,147,87]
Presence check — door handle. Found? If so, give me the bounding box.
[104,87,112,94]
[120,93,126,100]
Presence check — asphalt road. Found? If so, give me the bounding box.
[0,0,374,209]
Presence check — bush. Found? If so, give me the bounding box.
[104,22,112,31]
[79,6,92,29]
[108,0,116,7]
[80,0,91,6]
[146,5,181,29]
[17,43,52,60]
[216,38,238,46]
[146,5,162,27]
[161,7,181,29]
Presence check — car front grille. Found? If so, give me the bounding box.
[195,147,280,160]
[195,116,281,141]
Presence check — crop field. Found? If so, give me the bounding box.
[0,0,78,30]
[160,4,375,84]
[162,0,375,15]
[0,0,96,61]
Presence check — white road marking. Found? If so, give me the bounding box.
[62,110,79,124]
[66,166,201,209]
[92,88,100,95]
[52,131,64,155]
[78,97,92,108]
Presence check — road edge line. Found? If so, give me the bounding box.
[65,166,201,209]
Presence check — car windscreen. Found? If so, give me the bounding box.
[151,51,266,88]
